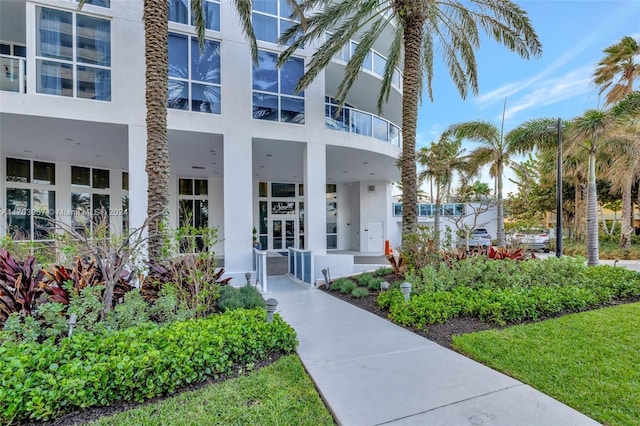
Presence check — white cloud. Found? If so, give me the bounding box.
[501,65,593,120]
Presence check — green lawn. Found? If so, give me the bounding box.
[89,355,335,426]
[453,302,640,426]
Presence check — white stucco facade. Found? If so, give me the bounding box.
[0,0,403,274]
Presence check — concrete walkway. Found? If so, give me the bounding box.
[268,276,599,426]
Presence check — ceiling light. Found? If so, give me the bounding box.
[266,154,272,157]
[23,150,32,153]
[192,166,205,170]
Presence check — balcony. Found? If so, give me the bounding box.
[1,55,26,93]
[327,33,403,92]
[325,102,401,147]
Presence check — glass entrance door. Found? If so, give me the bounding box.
[270,218,297,250]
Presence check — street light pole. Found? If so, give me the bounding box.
[555,118,563,258]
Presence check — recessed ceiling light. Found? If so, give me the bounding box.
[370,172,375,175]
[24,150,32,153]
[343,171,348,174]
[65,138,74,141]
[266,154,272,157]
[260,165,265,168]
[192,166,205,170]
[209,150,215,153]
[363,161,368,164]
[95,154,102,158]
[212,162,216,165]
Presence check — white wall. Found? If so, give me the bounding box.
[349,183,361,251]
[358,181,389,252]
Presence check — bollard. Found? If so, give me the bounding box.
[68,313,77,338]
[265,298,278,323]
[400,282,412,302]
[322,268,330,288]
[245,272,252,287]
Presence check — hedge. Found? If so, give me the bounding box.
[0,309,298,423]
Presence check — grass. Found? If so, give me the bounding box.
[89,355,335,426]
[453,302,640,426]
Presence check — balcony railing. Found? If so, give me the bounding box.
[392,202,465,217]
[326,33,403,92]
[325,103,401,147]
[0,55,26,93]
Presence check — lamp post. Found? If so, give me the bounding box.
[555,118,563,258]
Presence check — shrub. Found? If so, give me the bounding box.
[217,285,265,312]
[355,273,382,290]
[351,287,369,298]
[378,257,640,328]
[0,309,298,423]
[374,267,394,277]
[330,278,356,294]
[0,250,46,323]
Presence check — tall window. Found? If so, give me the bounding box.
[178,178,209,252]
[252,0,301,45]
[36,7,111,101]
[71,165,110,234]
[5,158,56,240]
[326,184,337,250]
[253,50,304,123]
[169,0,220,32]
[168,33,221,114]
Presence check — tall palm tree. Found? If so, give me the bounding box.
[569,109,617,265]
[278,0,542,240]
[443,113,538,247]
[113,0,264,261]
[417,138,471,249]
[608,92,640,248]
[594,36,640,106]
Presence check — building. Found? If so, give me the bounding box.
[0,0,405,278]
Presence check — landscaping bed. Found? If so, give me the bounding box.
[320,256,640,348]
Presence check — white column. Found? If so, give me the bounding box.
[127,125,148,231]
[223,134,253,272]
[304,143,326,254]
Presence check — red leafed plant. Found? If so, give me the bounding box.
[0,249,46,323]
[41,257,135,307]
[487,246,535,261]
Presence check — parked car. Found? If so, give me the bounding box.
[464,228,492,250]
[511,229,551,252]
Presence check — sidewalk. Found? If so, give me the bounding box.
[268,275,599,426]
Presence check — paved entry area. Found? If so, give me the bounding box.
[268,276,599,426]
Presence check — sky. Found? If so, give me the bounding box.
[415,0,640,196]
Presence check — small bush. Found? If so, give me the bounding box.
[351,287,369,298]
[217,285,265,312]
[375,267,394,277]
[0,309,297,423]
[355,273,382,290]
[331,278,356,294]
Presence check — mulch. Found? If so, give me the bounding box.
[318,274,640,349]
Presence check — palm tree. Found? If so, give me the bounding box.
[81,0,262,261]
[594,36,640,106]
[278,0,542,241]
[443,113,538,247]
[569,109,617,266]
[608,92,640,248]
[417,138,472,249]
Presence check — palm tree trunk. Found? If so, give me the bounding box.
[586,149,599,266]
[399,10,426,240]
[620,176,633,249]
[496,162,504,247]
[144,0,170,263]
